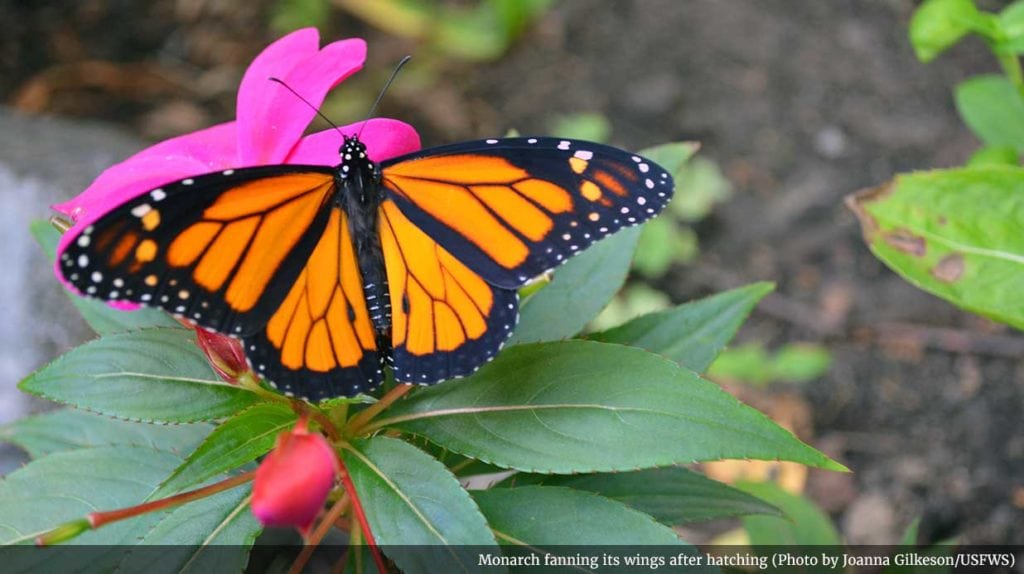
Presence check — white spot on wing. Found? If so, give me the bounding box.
[574,150,594,160]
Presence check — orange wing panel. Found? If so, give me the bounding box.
[244,206,384,400]
[379,199,518,384]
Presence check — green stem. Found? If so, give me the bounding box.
[996,49,1024,95]
[36,470,256,545]
[346,384,413,436]
[237,371,290,404]
[328,401,350,430]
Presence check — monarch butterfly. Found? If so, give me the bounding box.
[58,134,674,400]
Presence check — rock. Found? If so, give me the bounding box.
[0,107,148,426]
[843,492,897,545]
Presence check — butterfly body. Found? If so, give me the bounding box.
[333,137,391,334]
[58,136,675,400]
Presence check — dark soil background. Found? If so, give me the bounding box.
[2,0,1022,546]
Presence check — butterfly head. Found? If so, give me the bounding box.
[337,135,382,207]
[337,135,376,181]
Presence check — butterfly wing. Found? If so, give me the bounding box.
[379,137,674,288]
[58,165,337,336]
[243,206,384,399]
[379,199,518,384]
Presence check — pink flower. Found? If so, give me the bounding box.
[194,327,249,384]
[53,28,421,308]
[252,417,339,535]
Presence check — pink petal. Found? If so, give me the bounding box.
[252,429,338,534]
[52,121,238,219]
[286,119,422,166]
[237,29,366,165]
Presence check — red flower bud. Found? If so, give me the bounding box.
[194,327,249,384]
[251,418,339,535]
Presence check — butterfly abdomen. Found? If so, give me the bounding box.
[336,157,392,335]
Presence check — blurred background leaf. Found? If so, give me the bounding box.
[707,342,832,387]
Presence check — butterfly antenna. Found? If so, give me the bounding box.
[268,77,345,137]
[357,55,412,139]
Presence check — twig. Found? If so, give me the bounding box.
[869,322,1024,358]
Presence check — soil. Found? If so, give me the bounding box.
[3,0,1022,545]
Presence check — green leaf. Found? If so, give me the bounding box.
[343,436,501,574]
[376,341,843,473]
[19,328,259,423]
[1000,1,1024,53]
[771,344,833,382]
[632,217,698,277]
[473,485,689,547]
[638,142,700,177]
[412,437,508,477]
[738,481,842,546]
[708,342,832,387]
[501,467,782,525]
[909,0,985,62]
[589,282,774,373]
[588,284,672,332]
[671,156,732,222]
[0,446,183,546]
[30,220,181,335]
[898,518,921,546]
[955,75,1024,152]
[967,145,1019,167]
[511,227,641,344]
[884,519,957,574]
[155,403,296,497]
[847,166,1024,330]
[119,485,260,573]
[271,0,331,34]
[549,113,612,142]
[0,408,211,459]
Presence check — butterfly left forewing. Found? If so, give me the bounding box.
[58,165,337,336]
[378,199,518,384]
[379,137,674,289]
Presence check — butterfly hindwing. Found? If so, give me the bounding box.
[243,206,384,399]
[379,137,674,288]
[379,199,518,384]
[58,165,337,337]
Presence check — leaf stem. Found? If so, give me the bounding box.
[346,384,413,435]
[288,493,351,574]
[36,470,255,545]
[337,445,389,573]
[997,50,1024,95]
[237,371,290,404]
[290,399,341,442]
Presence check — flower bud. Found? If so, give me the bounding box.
[194,327,249,384]
[251,418,338,535]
